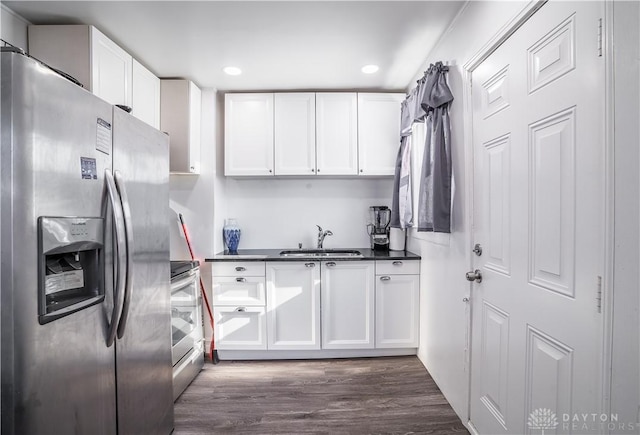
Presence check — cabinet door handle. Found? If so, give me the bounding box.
[305,263,316,268]
[235,266,246,272]
[380,276,391,281]
[392,261,403,266]
[235,277,246,282]
[326,261,336,267]
[235,307,246,312]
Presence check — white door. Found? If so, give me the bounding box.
[90,26,132,107]
[316,93,358,175]
[266,262,321,349]
[274,93,317,175]
[357,93,404,176]
[224,93,274,176]
[321,261,375,349]
[213,306,267,350]
[469,2,604,434]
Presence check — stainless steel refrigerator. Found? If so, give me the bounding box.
[1,48,174,434]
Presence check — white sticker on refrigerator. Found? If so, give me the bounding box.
[96,118,111,155]
[45,270,85,295]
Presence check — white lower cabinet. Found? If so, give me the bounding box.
[375,273,420,348]
[321,261,375,349]
[212,261,267,350]
[266,262,321,349]
[213,306,267,350]
[211,258,419,355]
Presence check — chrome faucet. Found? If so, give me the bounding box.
[316,225,333,249]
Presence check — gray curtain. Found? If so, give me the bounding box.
[417,62,453,233]
[391,61,453,233]
[390,99,414,229]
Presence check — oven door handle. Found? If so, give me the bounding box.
[171,270,198,291]
[104,169,127,348]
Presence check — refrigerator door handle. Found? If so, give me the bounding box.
[115,170,134,339]
[105,169,127,347]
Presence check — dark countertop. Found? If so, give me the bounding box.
[205,248,420,262]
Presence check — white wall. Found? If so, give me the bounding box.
[406,0,531,423]
[610,0,640,425]
[0,5,29,50]
[222,177,393,250]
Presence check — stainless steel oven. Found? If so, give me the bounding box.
[170,261,204,401]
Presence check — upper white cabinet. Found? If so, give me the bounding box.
[161,80,201,174]
[266,262,321,350]
[357,93,404,176]
[132,60,160,129]
[29,25,133,108]
[315,93,359,176]
[225,93,274,176]
[321,261,375,349]
[274,93,316,175]
[224,92,401,177]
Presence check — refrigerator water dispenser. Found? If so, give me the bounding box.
[37,217,105,324]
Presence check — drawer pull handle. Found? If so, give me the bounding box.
[236,277,246,282]
[380,276,391,281]
[326,262,336,267]
[392,261,403,266]
[235,266,246,272]
[235,307,246,312]
[305,263,316,268]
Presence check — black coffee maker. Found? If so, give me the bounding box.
[367,206,391,250]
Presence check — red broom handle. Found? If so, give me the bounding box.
[178,214,217,362]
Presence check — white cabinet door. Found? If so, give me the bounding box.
[375,274,419,348]
[90,26,132,108]
[321,261,375,349]
[357,93,404,176]
[214,306,267,350]
[316,93,358,175]
[132,59,160,129]
[225,93,274,176]
[274,93,316,175]
[266,262,320,349]
[160,79,201,174]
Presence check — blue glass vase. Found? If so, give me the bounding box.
[223,218,241,253]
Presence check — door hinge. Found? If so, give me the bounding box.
[597,18,603,57]
[596,275,603,313]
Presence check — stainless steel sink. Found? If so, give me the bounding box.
[279,249,363,258]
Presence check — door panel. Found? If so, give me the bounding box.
[112,109,173,434]
[469,2,604,433]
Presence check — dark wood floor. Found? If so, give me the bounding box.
[174,356,469,434]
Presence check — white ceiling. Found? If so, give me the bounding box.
[4,1,465,92]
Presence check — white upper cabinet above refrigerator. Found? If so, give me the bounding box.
[274,93,316,175]
[225,93,275,176]
[29,25,133,109]
[357,93,404,176]
[132,60,160,129]
[315,92,358,176]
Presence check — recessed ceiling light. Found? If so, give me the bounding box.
[223,66,242,76]
[361,64,379,74]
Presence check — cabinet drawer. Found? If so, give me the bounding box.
[213,306,267,350]
[375,260,420,276]
[212,276,265,306]
[212,261,265,277]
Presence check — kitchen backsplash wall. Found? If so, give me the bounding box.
[223,177,393,250]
